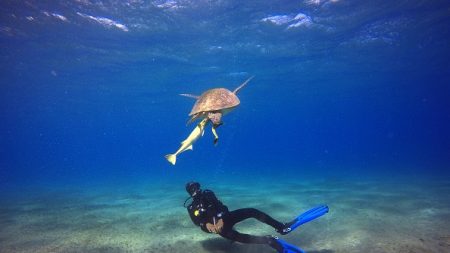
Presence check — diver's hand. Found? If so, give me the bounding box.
[206,219,224,234]
[206,223,216,233]
[215,218,224,233]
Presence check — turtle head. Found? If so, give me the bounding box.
[208,111,223,127]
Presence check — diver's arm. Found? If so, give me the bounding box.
[188,209,212,233]
[203,190,228,217]
[190,211,213,233]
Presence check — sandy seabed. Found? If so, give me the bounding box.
[1,179,449,253]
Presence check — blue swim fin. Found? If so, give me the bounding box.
[281,205,329,235]
[276,238,305,253]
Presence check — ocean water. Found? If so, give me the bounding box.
[1,1,449,252]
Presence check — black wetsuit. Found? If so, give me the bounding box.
[187,189,285,251]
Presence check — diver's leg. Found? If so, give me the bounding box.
[227,208,284,231]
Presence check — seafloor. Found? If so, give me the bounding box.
[1,178,449,253]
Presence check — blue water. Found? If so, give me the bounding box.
[1,0,450,189]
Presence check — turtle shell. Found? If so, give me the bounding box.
[189,88,240,116]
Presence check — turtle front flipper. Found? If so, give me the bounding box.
[187,113,202,125]
[233,76,254,94]
[211,125,219,145]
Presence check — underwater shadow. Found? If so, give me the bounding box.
[308,250,334,253]
[201,238,334,253]
[201,238,273,253]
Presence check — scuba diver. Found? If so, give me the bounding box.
[184,181,329,253]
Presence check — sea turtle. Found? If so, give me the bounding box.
[180,76,253,144]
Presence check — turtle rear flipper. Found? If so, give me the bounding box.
[180,93,199,99]
[186,113,203,125]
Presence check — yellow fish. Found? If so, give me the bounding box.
[165,118,209,165]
